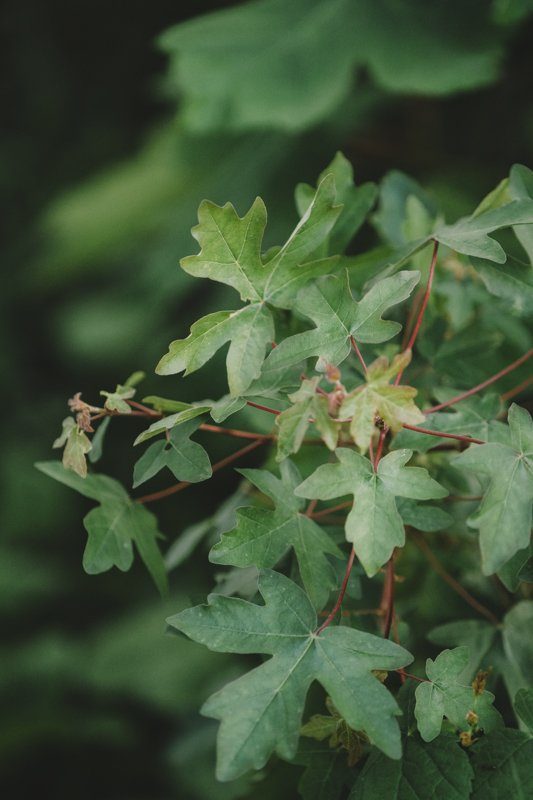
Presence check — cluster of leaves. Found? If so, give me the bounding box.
[39,154,533,798]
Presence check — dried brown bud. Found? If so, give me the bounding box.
[466,710,479,727]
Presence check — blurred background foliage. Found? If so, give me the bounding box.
[2,0,533,797]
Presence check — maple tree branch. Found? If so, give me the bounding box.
[246,400,281,416]
[311,500,353,520]
[411,532,500,626]
[500,376,533,402]
[200,423,275,441]
[424,349,533,413]
[350,336,368,374]
[401,423,484,445]
[395,240,439,386]
[316,547,356,635]
[126,400,162,416]
[135,438,266,505]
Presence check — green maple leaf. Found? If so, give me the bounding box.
[470,729,533,799]
[209,460,342,608]
[352,732,473,799]
[275,377,341,461]
[167,569,412,781]
[133,419,212,488]
[339,350,425,452]
[453,403,533,575]
[414,647,501,742]
[134,404,211,445]
[295,152,377,254]
[295,448,447,576]
[393,391,504,453]
[262,269,420,377]
[35,462,168,594]
[100,371,145,414]
[53,417,92,478]
[433,199,533,263]
[156,305,275,396]
[179,173,341,308]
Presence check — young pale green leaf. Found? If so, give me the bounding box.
[167,569,412,781]
[340,350,425,452]
[470,255,533,316]
[133,419,212,488]
[393,392,503,453]
[296,152,376,254]
[209,461,342,608]
[453,404,533,574]
[53,418,92,478]
[470,729,533,799]
[100,383,136,414]
[262,270,420,376]
[156,304,275,396]
[414,647,501,742]
[275,378,341,461]
[35,461,167,594]
[351,732,473,799]
[295,448,447,576]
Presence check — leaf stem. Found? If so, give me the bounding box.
[311,500,353,520]
[350,336,368,375]
[200,423,274,441]
[135,438,266,505]
[401,423,484,445]
[381,557,395,639]
[424,349,533,413]
[500,376,533,402]
[394,240,439,386]
[315,547,356,635]
[411,532,500,626]
[246,400,281,416]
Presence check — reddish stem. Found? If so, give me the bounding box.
[246,400,280,416]
[311,500,353,520]
[316,547,356,635]
[127,400,161,416]
[411,533,500,626]
[305,499,318,517]
[350,336,368,374]
[424,349,533,414]
[200,423,274,441]
[394,240,439,386]
[135,438,266,505]
[401,423,484,445]
[500,376,533,402]
[373,429,387,469]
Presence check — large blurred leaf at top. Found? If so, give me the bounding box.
[160,0,503,133]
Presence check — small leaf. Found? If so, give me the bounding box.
[133,419,211,488]
[54,420,92,478]
[414,647,501,742]
[295,448,447,576]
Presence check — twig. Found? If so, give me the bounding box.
[394,240,439,385]
[316,547,356,635]
[411,532,500,626]
[501,376,533,402]
[200,423,275,441]
[311,500,353,520]
[424,349,533,413]
[381,557,395,639]
[246,401,280,416]
[350,336,368,375]
[305,499,318,517]
[135,438,266,505]
[401,423,484,445]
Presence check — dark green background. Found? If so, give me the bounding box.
[2,1,532,797]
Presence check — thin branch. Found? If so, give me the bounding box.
[401,423,484,445]
[316,547,356,635]
[135,438,266,505]
[126,400,161,417]
[311,500,353,520]
[305,499,318,517]
[350,336,368,375]
[411,532,500,626]
[424,349,533,414]
[246,400,280,416]
[394,240,439,386]
[200,423,274,441]
[501,376,533,402]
